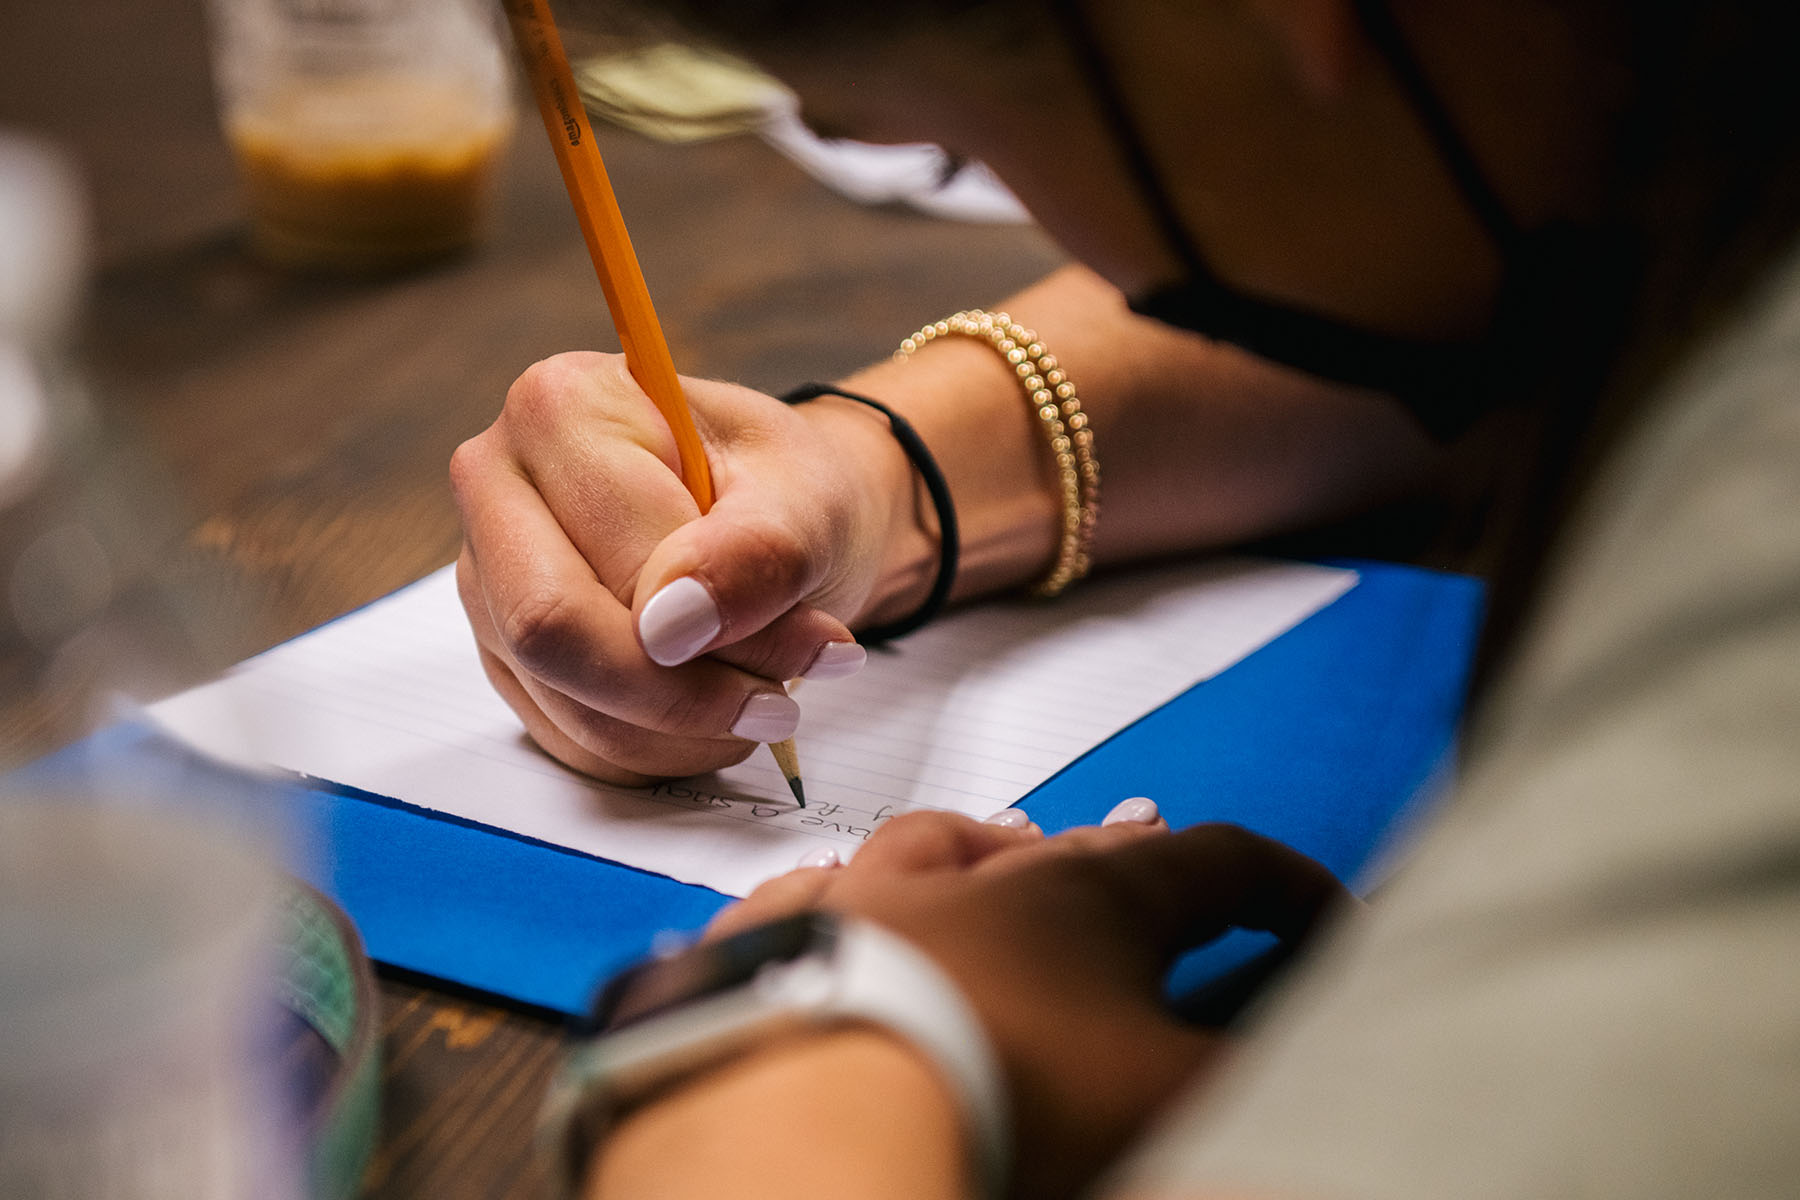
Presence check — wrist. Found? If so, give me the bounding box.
[846,336,1063,603]
[547,912,1009,1199]
[586,1027,969,1200]
[786,388,944,632]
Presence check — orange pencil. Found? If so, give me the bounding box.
[502,0,805,806]
[501,0,711,507]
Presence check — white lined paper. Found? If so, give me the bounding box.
[152,557,1354,896]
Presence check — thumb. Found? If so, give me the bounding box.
[632,496,855,674]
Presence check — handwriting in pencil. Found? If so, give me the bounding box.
[646,781,900,841]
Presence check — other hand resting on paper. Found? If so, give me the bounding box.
[583,810,1352,1200]
[451,268,1447,784]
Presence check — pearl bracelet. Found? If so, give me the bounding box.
[896,310,1099,597]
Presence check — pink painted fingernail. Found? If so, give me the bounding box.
[1102,796,1160,826]
[802,640,867,681]
[730,690,800,742]
[983,808,1032,829]
[639,576,721,666]
[797,846,842,869]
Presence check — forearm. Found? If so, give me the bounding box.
[578,1027,1279,1200]
[840,265,1448,625]
[584,1028,974,1200]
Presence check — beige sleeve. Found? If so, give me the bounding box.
[1106,248,1800,1200]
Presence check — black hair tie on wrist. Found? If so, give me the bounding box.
[780,383,959,644]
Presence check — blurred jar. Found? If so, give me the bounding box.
[0,134,305,1199]
[0,804,295,1200]
[206,0,514,272]
[0,137,219,766]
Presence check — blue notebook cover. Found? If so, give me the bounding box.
[14,559,1481,1018]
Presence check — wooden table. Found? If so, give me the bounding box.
[1,3,1063,1195]
[4,2,1505,1192]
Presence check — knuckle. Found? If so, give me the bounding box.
[505,354,599,428]
[505,353,671,460]
[447,434,493,500]
[496,587,585,681]
[725,517,817,610]
[869,811,970,856]
[877,811,956,839]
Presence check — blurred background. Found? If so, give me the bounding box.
[0,2,1061,1195]
[0,0,1066,719]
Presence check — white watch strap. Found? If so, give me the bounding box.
[823,919,1011,1196]
[542,915,1011,1199]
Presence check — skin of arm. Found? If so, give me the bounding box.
[829,263,1450,627]
[585,1028,972,1200]
[585,1036,1271,1200]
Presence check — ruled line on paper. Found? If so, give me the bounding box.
[151,557,1356,897]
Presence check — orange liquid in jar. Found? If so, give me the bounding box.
[228,74,511,270]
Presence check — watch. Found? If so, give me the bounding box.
[539,911,1010,1198]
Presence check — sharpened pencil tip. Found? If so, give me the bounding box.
[768,735,805,808]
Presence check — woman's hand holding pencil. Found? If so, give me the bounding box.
[481,0,899,793]
[450,357,907,785]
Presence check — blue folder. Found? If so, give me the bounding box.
[16,559,1481,1019]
